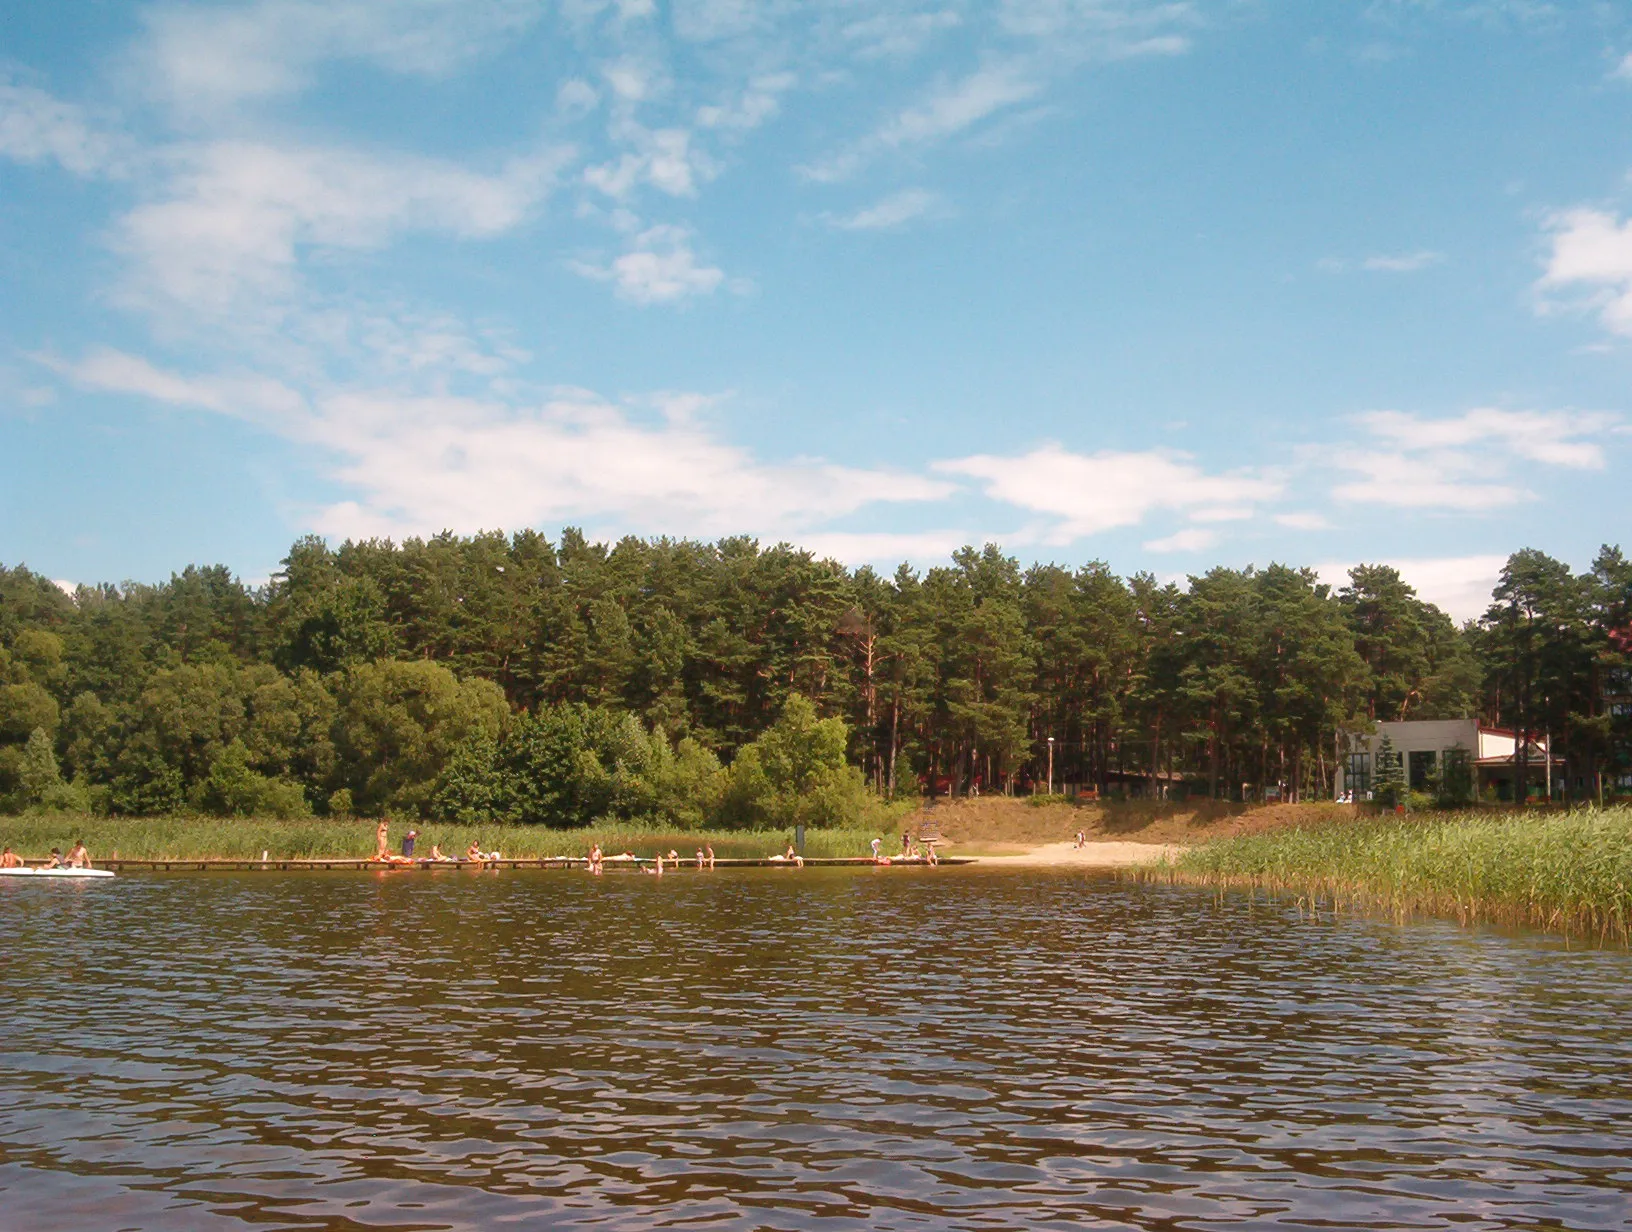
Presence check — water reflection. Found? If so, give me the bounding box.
[1,868,1629,1230]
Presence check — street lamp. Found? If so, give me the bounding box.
[1047,736,1055,797]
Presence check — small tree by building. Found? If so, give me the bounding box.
[1374,733,1407,808]
[1436,745,1475,807]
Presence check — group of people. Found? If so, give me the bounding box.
[370,819,499,866]
[876,834,939,865]
[586,843,720,876]
[0,840,92,869]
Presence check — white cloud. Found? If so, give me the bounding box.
[936,445,1282,543]
[53,349,953,543]
[1363,250,1444,272]
[1330,406,1619,510]
[132,0,545,115]
[1357,407,1615,469]
[796,529,975,565]
[1319,250,1445,273]
[800,61,1043,182]
[0,80,124,177]
[1316,555,1508,624]
[584,124,712,198]
[115,139,564,317]
[1610,51,1632,81]
[573,225,727,304]
[828,189,940,230]
[1144,527,1217,553]
[842,8,963,60]
[1538,207,1632,336]
[1275,511,1333,531]
[696,73,796,130]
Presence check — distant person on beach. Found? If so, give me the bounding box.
[870,837,882,860]
[1074,830,1086,850]
[375,819,390,860]
[1,846,21,868]
[901,831,911,856]
[588,842,603,875]
[696,848,705,869]
[704,844,715,869]
[66,840,91,869]
[785,844,804,869]
[401,830,418,859]
[428,843,452,862]
[465,840,485,863]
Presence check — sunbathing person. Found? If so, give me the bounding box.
[428,843,453,862]
[466,840,485,863]
[1,846,21,868]
[43,847,63,869]
[786,844,804,869]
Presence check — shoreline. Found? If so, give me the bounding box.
[967,840,1182,868]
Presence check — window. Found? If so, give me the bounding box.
[1346,752,1371,796]
[1409,749,1437,791]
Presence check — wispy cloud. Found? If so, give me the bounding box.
[1329,406,1619,510]
[1144,527,1218,553]
[936,445,1282,543]
[114,139,565,320]
[0,78,126,177]
[1319,250,1445,273]
[827,188,940,230]
[130,0,547,116]
[800,61,1043,182]
[52,349,953,543]
[571,224,727,304]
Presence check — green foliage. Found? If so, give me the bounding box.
[4,532,1630,821]
[1166,807,1632,942]
[1436,745,1475,807]
[1373,734,1407,809]
[196,740,311,819]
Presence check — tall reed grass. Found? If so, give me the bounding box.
[0,814,879,862]
[1151,806,1632,943]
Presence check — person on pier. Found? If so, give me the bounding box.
[66,840,92,869]
[374,818,390,861]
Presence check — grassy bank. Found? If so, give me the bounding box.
[0,814,879,862]
[1151,806,1632,942]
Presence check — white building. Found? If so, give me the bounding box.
[1337,719,1555,802]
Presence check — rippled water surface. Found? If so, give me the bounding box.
[2,867,1630,1231]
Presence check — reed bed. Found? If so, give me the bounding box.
[0,814,879,862]
[1149,806,1632,943]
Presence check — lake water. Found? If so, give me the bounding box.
[1,867,1629,1231]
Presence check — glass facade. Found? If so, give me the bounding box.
[1346,752,1371,796]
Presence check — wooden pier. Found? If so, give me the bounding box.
[98,856,972,872]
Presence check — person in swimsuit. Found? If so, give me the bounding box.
[66,840,91,869]
[428,843,452,862]
[43,848,63,869]
[784,843,804,869]
[704,844,715,869]
[375,818,390,861]
[465,840,485,863]
[0,846,21,868]
[696,848,705,870]
[588,842,603,875]
[870,837,882,860]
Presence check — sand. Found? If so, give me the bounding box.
[970,840,1181,868]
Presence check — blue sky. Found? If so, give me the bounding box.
[4,0,1632,620]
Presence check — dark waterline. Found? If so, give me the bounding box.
[1,868,1629,1231]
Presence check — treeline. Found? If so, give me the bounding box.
[1,531,1629,822]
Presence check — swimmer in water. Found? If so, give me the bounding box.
[66,840,91,869]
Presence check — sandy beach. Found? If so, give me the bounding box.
[970,840,1181,868]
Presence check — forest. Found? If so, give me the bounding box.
[2,530,1629,825]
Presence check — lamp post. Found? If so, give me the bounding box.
[1047,736,1055,797]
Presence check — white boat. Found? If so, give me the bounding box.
[0,867,115,878]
